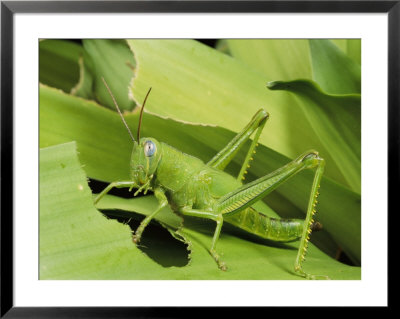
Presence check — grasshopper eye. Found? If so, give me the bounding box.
[144,140,156,157]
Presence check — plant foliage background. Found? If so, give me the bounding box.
[39,39,361,279]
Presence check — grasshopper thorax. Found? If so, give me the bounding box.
[130,137,162,185]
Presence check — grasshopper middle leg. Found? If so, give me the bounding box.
[180,207,226,270]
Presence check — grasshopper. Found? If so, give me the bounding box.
[95,78,329,280]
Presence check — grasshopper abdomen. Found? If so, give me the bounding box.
[225,207,304,242]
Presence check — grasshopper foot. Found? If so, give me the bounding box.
[210,249,227,271]
[132,234,141,244]
[132,226,145,244]
[306,274,331,280]
[295,266,330,280]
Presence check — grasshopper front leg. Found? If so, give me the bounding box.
[93,181,137,205]
[94,182,167,244]
[132,188,168,244]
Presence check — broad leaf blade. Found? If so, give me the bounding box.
[70,53,95,99]
[226,39,312,81]
[331,39,361,66]
[267,79,361,193]
[40,142,139,279]
[39,39,82,92]
[309,39,361,94]
[81,39,136,111]
[225,39,361,191]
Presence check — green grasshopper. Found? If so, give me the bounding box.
[95,78,329,280]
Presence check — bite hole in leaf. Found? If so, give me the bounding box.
[100,209,190,268]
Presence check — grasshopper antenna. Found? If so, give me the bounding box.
[101,77,135,143]
[137,87,152,141]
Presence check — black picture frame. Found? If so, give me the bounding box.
[1,0,396,316]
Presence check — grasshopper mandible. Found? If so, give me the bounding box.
[95,78,328,280]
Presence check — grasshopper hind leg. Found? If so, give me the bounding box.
[216,151,330,279]
[293,158,331,280]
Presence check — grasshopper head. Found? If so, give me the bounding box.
[130,137,162,185]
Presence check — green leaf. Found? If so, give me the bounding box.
[70,54,95,99]
[225,39,361,191]
[40,142,137,279]
[309,39,361,94]
[40,84,360,269]
[267,79,361,193]
[80,39,136,111]
[331,39,361,65]
[39,39,82,92]
[226,39,312,81]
